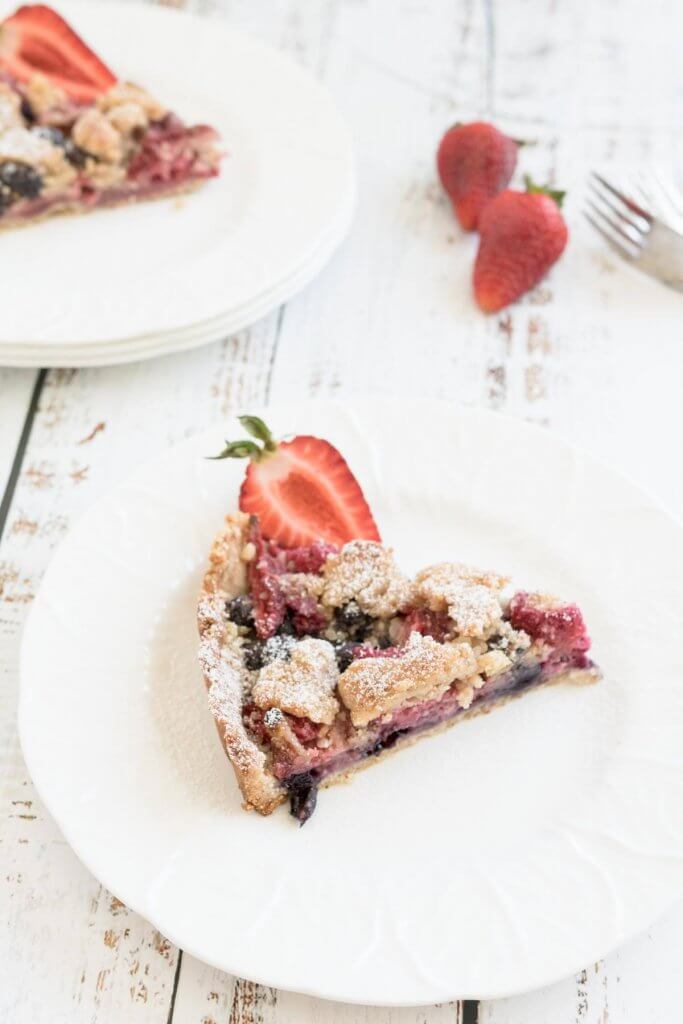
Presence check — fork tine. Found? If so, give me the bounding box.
[587,184,647,242]
[583,211,636,261]
[585,198,643,251]
[591,172,652,223]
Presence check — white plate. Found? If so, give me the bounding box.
[0,184,354,367]
[19,399,683,1005]
[1,1,354,347]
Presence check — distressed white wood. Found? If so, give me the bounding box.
[0,369,37,503]
[1,0,683,1021]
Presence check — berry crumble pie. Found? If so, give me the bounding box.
[197,418,600,824]
[0,5,221,229]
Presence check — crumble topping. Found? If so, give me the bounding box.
[338,632,477,726]
[72,108,123,163]
[252,638,340,724]
[0,83,23,131]
[97,81,167,122]
[24,72,68,117]
[321,540,412,618]
[413,562,507,637]
[476,649,511,678]
[106,100,148,137]
[488,620,531,655]
[279,572,325,603]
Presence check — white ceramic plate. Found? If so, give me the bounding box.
[0,185,354,367]
[1,1,354,347]
[19,399,683,1005]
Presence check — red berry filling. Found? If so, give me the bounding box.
[247,519,337,639]
[127,115,219,185]
[401,607,452,642]
[508,591,591,654]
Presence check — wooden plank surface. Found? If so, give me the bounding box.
[1,0,682,1021]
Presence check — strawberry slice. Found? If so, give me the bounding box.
[212,416,381,548]
[0,5,116,102]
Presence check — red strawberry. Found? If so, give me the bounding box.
[212,415,381,549]
[473,177,568,313]
[437,121,519,231]
[247,520,287,639]
[0,5,116,102]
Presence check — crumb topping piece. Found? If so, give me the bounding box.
[0,83,23,132]
[252,637,340,724]
[321,540,412,618]
[24,73,68,117]
[72,108,123,163]
[413,562,508,637]
[338,632,477,726]
[97,81,167,122]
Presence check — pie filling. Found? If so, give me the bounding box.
[0,74,221,226]
[217,516,598,823]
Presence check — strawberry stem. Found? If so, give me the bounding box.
[208,415,279,462]
[239,415,278,452]
[523,174,566,207]
[208,440,262,460]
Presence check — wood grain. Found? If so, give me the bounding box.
[1,0,683,1021]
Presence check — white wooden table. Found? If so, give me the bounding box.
[2,0,683,1020]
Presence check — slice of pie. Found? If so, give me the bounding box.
[0,5,221,229]
[198,418,600,824]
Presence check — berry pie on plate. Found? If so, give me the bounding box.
[19,400,683,1003]
[198,417,600,823]
[0,4,221,228]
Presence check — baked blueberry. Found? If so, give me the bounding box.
[0,161,43,199]
[226,595,253,626]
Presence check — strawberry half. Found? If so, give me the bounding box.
[0,5,116,102]
[437,121,519,231]
[211,415,381,549]
[473,176,568,313]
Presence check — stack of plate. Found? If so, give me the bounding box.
[1,2,355,367]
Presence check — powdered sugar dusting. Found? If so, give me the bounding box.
[413,562,506,636]
[338,632,478,726]
[321,540,413,617]
[252,638,340,724]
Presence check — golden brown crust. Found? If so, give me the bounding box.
[320,665,600,792]
[197,513,285,815]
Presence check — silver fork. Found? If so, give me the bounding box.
[584,171,683,292]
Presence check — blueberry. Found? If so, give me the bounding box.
[242,641,264,671]
[20,97,34,122]
[335,601,371,640]
[33,125,66,146]
[285,772,318,825]
[64,139,88,169]
[0,161,43,199]
[262,635,296,663]
[277,612,297,637]
[226,595,253,627]
[33,127,88,169]
[334,642,357,673]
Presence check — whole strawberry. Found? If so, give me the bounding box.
[473,176,568,313]
[437,121,519,231]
